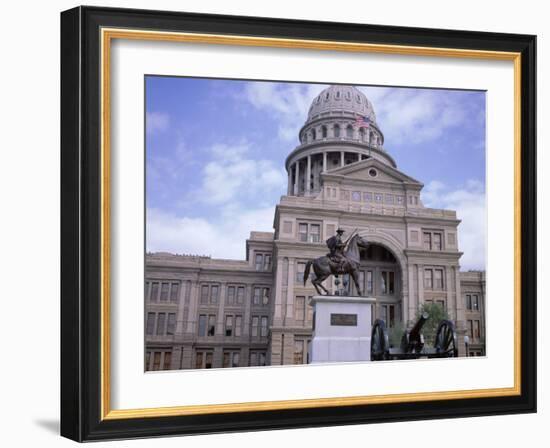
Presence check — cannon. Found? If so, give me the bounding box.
[370,313,458,361]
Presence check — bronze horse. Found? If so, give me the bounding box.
[303,234,370,296]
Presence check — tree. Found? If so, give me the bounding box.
[414,302,450,346]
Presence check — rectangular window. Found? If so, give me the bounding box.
[249,352,257,367]
[200,285,209,304]
[424,269,433,289]
[195,352,203,369]
[306,297,314,322]
[160,282,169,302]
[156,313,166,335]
[385,194,394,204]
[294,340,304,364]
[198,314,207,337]
[467,319,473,338]
[380,271,394,295]
[166,313,176,335]
[223,352,230,368]
[296,262,306,283]
[473,294,480,311]
[396,196,404,204]
[145,351,151,370]
[309,224,320,242]
[207,315,216,336]
[146,312,155,335]
[152,352,161,371]
[227,286,235,305]
[434,269,444,289]
[298,223,308,242]
[466,294,472,310]
[263,254,272,270]
[352,191,361,201]
[237,286,245,304]
[366,270,373,294]
[163,352,172,370]
[374,193,383,202]
[251,316,259,337]
[423,232,432,250]
[150,282,159,302]
[210,285,219,304]
[205,352,213,369]
[253,287,261,305]
[295,296,305,322]
[169,282,179,303]
[255,253,263,271]
[225,315,233,337]
[260,316,268,337]
[474,320,481,339]
[433,233,442,251]
[363,192,373,202]
[262,287,270,305]
[436,299,445,310]
[235,315,242,337]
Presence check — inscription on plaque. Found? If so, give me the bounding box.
[330,313,357,326]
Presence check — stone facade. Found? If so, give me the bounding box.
[145,85,486,371]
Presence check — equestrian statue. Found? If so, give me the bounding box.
[303,228,370,296]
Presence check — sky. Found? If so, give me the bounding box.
[145,77,486,270]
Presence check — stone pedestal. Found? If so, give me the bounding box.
[309,295,376,363]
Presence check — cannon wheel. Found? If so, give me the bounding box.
[371,319,390,361]
[434,320,458,357]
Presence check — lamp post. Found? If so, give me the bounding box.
[464,335,470,357]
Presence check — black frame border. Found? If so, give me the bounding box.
[60,6,536,442]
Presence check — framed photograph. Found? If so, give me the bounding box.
[61,6,536,441]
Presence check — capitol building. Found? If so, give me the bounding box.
[145,85,486,371]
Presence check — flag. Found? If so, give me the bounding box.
[354,115,371,128]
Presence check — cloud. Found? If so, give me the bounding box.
[422,180,486,270]
[359,87,473,146]
[199,142,286,205]
[146,111,170,134]
[146,206,275,259]
[243,83,326,142]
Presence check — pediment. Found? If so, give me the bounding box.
[322,158,423,186]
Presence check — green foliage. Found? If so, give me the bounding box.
[415,302,450,346]
[388,321,405,348]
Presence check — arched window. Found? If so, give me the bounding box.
[356,94,361,103]
[345,91,351,100]
[311,128,316,140]
[346,125,353,138]
[335,90,341,100]
[359,128,366,141]
[333,124,340,138]
[325,92,330,101]
[321,126,327,138]
[316,96,321,104]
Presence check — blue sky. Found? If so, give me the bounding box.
[146,77,486,270]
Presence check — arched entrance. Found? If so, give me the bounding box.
[347,242,404,329]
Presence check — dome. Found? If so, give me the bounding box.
[307,85,377,124]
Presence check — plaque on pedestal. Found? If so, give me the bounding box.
[309,295,376,364]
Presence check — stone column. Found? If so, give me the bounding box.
[285,259,295,326]
[417,264,424,307]
[185,281,199,334]
[340,151,345,167]
[407,265,415,324]
[322,152,327,172]
[175,280,187,335]
[216,282,227,335]
[446,267,454,319]
[293,161,299,195]
[306,155,311,195]
[243,284,252,336]
[287,169,292,195]
[273,257,284,326]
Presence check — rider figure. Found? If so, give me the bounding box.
[326,228,346,273]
